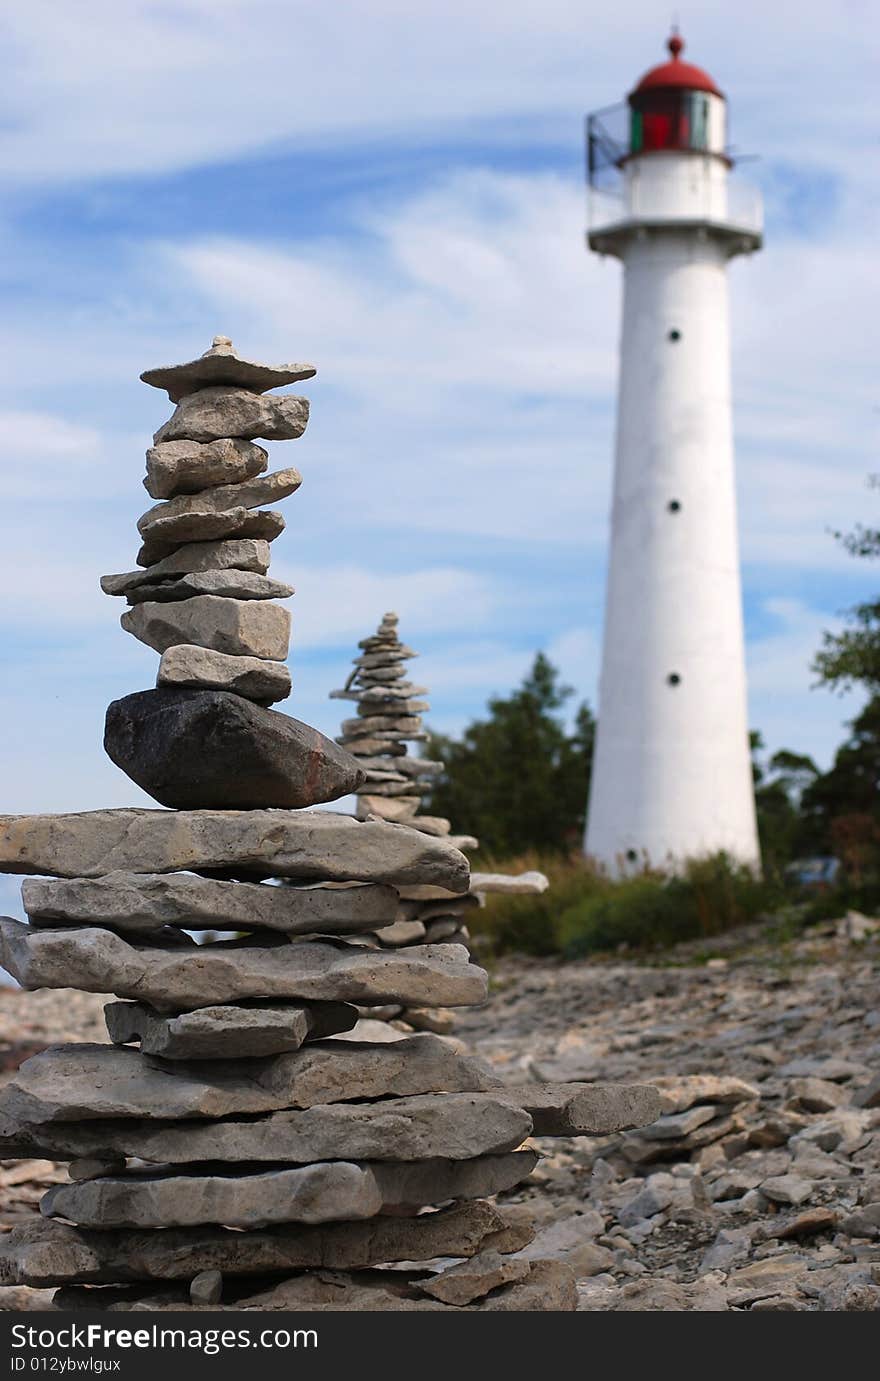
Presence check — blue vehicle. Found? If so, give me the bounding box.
[784,857,841,889]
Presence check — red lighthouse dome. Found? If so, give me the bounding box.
[632,33,723,99]
[627,33,727,159]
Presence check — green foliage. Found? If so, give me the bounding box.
[424,653,594,856]
[469,853,604,957]
[470,852,779,959]
[814,600,880,692]
[799,696,880,868]
[813,475,880,693]
[750,732,819,875]
[559,856,780,958]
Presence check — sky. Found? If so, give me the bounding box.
[0,1,877,920]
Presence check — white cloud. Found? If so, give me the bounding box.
[0,3,873,185]
[169,170,611,406]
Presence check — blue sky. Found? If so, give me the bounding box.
[0,1,877,919]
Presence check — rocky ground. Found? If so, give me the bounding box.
[1,913,878,1312]
[458,912,880,1311]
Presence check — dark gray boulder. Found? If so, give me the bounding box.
[104,688,366,809]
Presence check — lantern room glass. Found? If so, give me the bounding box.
[629,91,711,155]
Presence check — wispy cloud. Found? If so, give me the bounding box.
[1,3,873,184]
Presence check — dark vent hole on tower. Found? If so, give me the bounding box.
[668,500,681,512]
[625,848,638,863]
[667,672,681,686]
[667,329,681,341]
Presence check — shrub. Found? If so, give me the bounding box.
[468,852,782,959]
[468,852,601,956]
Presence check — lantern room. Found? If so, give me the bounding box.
[628,33,727,159]
[585,30,761,257]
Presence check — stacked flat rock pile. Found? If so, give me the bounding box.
[97,335,362,811]
[0,340,663,1312]
[330,617,549,969]
[330,612,444,833]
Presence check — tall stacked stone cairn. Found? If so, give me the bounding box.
[330,616,550,979]
[0,338,662,1311]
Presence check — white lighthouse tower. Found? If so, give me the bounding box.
[584,32,762,873]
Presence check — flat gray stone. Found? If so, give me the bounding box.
[7,1091,529,1165]
[0,923,487,1011]
[50,1259,576,1311]
[376,920,426,946]
[357,667,407,684]
[0,1035,499,1125]
[104,999,357,1059]
[494,1083,664,1136]
[358,797,420,822]
[136,511,284,568]
[788,1076,847,1113]
[469,871,549,896]
[332,684,428,703]
[43,1164,382,1229]
[353,649,415,667]
[141,339,316,404]
[354,757,442,779]
[419,1249,530,1305]
[104,690,360,810]
[355,782,426,799]
[22,873,399,936]
[422,917,462,943]
[127,569,293,604]
[357,703,428,719]
[0,1201,530,1285]
[137,467,302,540]
[157,645,290,702]
[636,1104,717,1141]
[374,1151,538,1209]
[100,539,270,596]
[135,503,287,554]
[69,1157,124,1181]
[652,1075,761,1113]
[760,1174,814,1206]
[398,895,475,921]
[41,1152,538,1229]
[121,596,290,659]
[0,810,470,889]
[341,716,423,737]
[339,739,408,756]
[144,437,268,499]
[401,818,453,838]
[154,388,309,445]
[403,1007,455,1034]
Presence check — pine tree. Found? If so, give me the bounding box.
[425,653,595,857]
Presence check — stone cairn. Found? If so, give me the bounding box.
[330,616,551,970]
[331,611,442,831]
[0,338,662,1311]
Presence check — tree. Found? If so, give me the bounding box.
[813,475,880,692]
[799,697,880,857]
[424,653,595,857]
[750,733,819,872]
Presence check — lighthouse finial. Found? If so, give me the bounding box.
[668,24,684,59]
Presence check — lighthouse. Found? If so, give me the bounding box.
[584,33,762,872]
